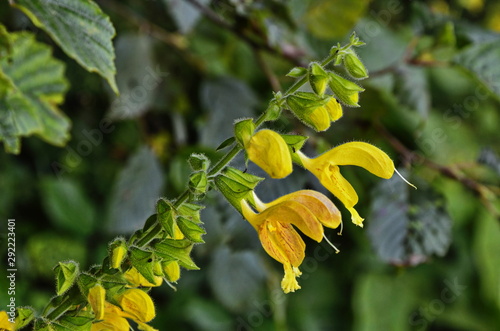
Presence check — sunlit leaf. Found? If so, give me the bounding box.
[12,0,118,93]
[0,32,70,154]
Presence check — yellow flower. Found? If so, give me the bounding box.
[88,284,106,320]
[297,141,394,227]
[123,267,163,287]
[241,190,341,293]
[0,311,15,331]
[117,289,156,323]
[245,129,293,179]
[91,301,130,331]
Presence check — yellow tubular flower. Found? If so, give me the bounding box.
[118,289,156,323]
[325,98,343,122]
[88,284,106,320]
[241,190,341,293]
[245,129,293,179]
[0,311,14,331]
[91,301,130,331]
[297,142,394,227]
[124,267,163,287]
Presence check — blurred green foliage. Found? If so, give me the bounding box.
[1,0,500,330]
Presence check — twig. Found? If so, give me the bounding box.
[254,50,281,92]
[375,122,500,219]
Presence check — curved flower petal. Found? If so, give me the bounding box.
[315,142,394,179]
[266,190,341,229]
[118,289,156,323]
[259,221,305,267]
[246,129,293,179]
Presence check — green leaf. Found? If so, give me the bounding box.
[367,169,452,265]
[393,65,430,117]
[303,0,370,40]
[177,216,206,243]
[15,307,36,330]
[473,211,500,310]
[151,239,199,270]
[39,178,96,236]
[163,0,209,34]
[54,261,80,296]
[0,23,12,57]
[0,32,70,154]
[454,40,500,99]
[11,0,118,93]
[129,246,157,285]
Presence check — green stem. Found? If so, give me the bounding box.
[45,296,72,320]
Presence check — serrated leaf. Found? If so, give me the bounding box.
[177,216,206,243]
[0,32,70,154]
[368,169,452,265]
[129,246,157,285]
[12,0,118,93]
[15,307,35,330]
[54,261,79,296]
[454,40,500,99]
[303,0,370,40]
[394,65,430,117]
[216,136,236,151]
[151,239,199,270]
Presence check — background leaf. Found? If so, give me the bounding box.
[12,0,118,93]
[0,32,69,154]
[40,177,96,237]
[368,170,452,265]
[163,0,210,34]
[454,40,500,99]
[107,146,164,234]
[393,65,430,118]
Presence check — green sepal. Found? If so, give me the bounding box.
[286,66,307,78]
[152,260,164,277]
[349,32,365,47]
[188,171,208,199]
[50,314,93,331]
[214,167,263,213]
[129,246,157,285]
[286,92,330,113]
[188,153,210,171]
[309,62,329,96]
[343,50,368,80]
[15,307,35,330]
[216,137,236,151]
[76,273,98,298]
[151,238,199,270]
[281,134,309,166]
[177,216,206,243]
[157,199,176,238]
[263,101,282,121]
[327,72,364,107]
[178,203,203,223]
[234,118,255,147]
[54,261,79,296]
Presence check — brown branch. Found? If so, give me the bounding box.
[375,122,500,219]
[254,50,282,92]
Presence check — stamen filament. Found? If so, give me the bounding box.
[323,234,340,254]
[395,168,417,190]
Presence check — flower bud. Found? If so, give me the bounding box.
[328,72,364,107]
[88,284,106,320]
[343,50,368,79]
[309,62,329,96]
[188,153,210,171]
[109,238,127,269]
[162,260,181,282]
[234,119,255,147]
[246,129,293,178]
